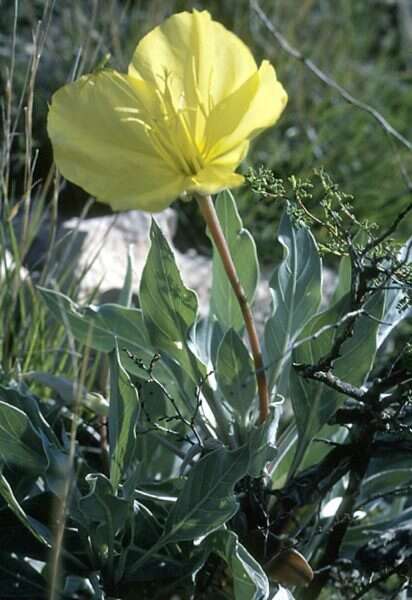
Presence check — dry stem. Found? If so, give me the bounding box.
[196,194,269,423]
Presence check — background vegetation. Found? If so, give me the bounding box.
[1,0,411,257]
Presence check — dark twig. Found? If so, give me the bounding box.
[123,349,204,447]
[361,201,412,257]
[293,367,365,401]
[349,564,408,600]
[295,365,410,416]
[355,482,412,511]
[302,427,374,600]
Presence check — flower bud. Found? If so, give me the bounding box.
[265,548,314,587]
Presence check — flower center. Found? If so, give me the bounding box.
[146,71,209,177]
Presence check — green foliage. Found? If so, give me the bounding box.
[163,447,249,544]
[0,184,411,598]
[264,211,322,395]
[216,329,256,428]
[204,529,269,599]
[108,344,139,492]
[1,2,412,598]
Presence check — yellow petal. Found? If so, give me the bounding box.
[129,10,258,114]
[185,165,244,196]
[210,142,250,169]
[47,70,186,212]
[205,60,288,164]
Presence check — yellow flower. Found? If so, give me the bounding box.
[48,10,287,212]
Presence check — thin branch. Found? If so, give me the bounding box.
[364,369,410,405]
[303,427,374,600]
[350,565,407,600]
[355,482,412,511]
[295,364,409,407]
[361,201,412,256]
[293,367,365,401]
[290,309,365,354]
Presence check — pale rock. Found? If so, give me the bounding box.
[27,209,335,331]
[55,209,273,327]
[0,248,29,280]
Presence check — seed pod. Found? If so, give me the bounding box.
[265,548,314,587]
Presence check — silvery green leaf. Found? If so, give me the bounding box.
[39,287,149,356]
[343,506,412,554]
[264,213,322,395]
[190,316,225,368]
[358,468,412,505]
[0,384,60,447]
[0,401,48,473]
[0,472,51,547]
[140,220,198,343]
[164,446,249,543]
[331,255,351,305]
[289,290,385,475]
[136,380,184,481]
[204,529,269,600]
[216,328,256,427]
[39,289,196,413]
[78,473,130,550]
[140,220,207,385]
[108,342,139,491]
[377,237,412,347]
[269,423,297,490]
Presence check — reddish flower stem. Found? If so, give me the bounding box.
[196,194,269,424]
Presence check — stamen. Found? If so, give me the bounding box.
[207,69,215,114]
[190,58,209,120]
[178,112,203,172]
[143,68,208,176]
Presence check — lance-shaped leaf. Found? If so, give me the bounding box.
[164,446,249,543]
[210,191,259,332]
[0,401,49,473]
[0,472,51,547]
[0,385,60,448]
[139,220,207,384]
[215,329,256,427]
[264,213,322,395]
[140,220,198,343]
[136,379,186,482]
[108,342,139,491]
[377,236,412,347]
[0,386,69,495]
[39,287,150,357]
[289,290,385,475]
[78,473,130,535]
[357,468,412,506]
[204,529,269,600]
